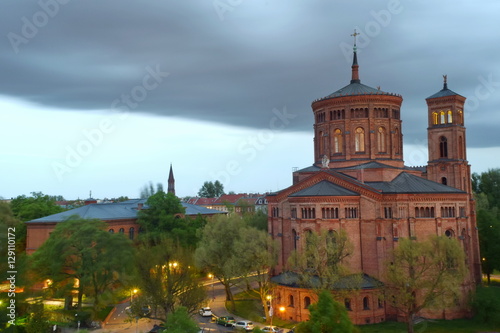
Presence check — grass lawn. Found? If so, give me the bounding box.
[232,287,500,333]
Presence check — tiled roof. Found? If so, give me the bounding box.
[213,194,246,204]
[366,172,465,194]
[290,180,359,197]
[271,271,383,290]
[336,161,400,170]
[27,199,224,223]
[426,85,464,99]
[314,82,401,102]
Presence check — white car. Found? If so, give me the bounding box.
[198,307,213,317]
[262,326,282,333]
[233,320,254,331]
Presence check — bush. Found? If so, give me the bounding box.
[472,286,500,326]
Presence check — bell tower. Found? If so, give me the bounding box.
[426,76,471,192]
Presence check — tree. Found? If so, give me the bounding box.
[288,229,353,290]
[10,192,64,221]
[477,209,500,284]
[385,236,467,333]
[243,210,268,231]
[139,181,164,199]
[295,290,358,333]
[135,237,206,320]
[198,180,225,198]
[472,168,500,210]
[195,214,245,310]
[235,227,279,322]
[30,217,134,308]
[163,306,200,333]
[25,303,52,333]
[137,191,205,247]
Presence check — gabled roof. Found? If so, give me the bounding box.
[366,172,465,194]
[213,194,246,205]
[289,180,358,197]
[27,199,225,223]
[336,161,400,170]
[271,271,383,290]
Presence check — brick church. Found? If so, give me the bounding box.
[267,38,481,325]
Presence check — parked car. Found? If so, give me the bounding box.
[261,326,282,333]
[216,316,235,327]
[198,307,213,317]
[233,320,254,331]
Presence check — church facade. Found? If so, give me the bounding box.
[267,43,481,325]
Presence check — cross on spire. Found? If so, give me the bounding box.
[351,29,360,49]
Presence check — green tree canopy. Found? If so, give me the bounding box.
[472,168,500,210]
[163,306,199,333]
[195,214,245,310]
[139,181,164,199]
[385,236,467,333]
[135,237,206,321]
[288,229,353,290]
[295,290,358,333]
[30,216,134,309]
[477,209,500,284]
[198,180,225,198]
[10,191,64,221]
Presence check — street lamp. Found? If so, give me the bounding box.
[266,295,273,326]
[208,274,215,302]
[131,288,138,303]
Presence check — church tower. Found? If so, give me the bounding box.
[311,31,404,169]
[167,164,175,195]
[425,76,471,192]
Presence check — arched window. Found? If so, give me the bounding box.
[119,228,124,234]
[108,229,114,233]
[439,136,448,158]
[292,229,298,250]
[289,295,295,307]
[304,296,311,309]
[334,129,343,153]
[440,111,445,124]
[441,177,447,185]
[459,136,464,159]
[363,296,370,310]
[447,110,453,123]
[355,127,365,152]
[394,127,400,154]
[458,110,463,125]
[344,298,352,311]
[377,127,386,152]
[327,230,337,247]
[129,227,135,240]
[432,112,438,125]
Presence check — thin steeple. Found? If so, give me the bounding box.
[442,74,448,90]
[167,163,175,195]
[350,29,360,84]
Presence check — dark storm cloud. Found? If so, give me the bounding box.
[1,1,500,147]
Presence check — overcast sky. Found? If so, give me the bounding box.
[1,1,499,200]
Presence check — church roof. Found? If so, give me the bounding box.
[289,180,359,197]
[271,271,383,290]
[27,199,224,223]
[322,81,394,99]
[366,172,465,194]
[426,81,464,99]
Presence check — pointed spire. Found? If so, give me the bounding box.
[350,29,360,84]
[168,163,175,195]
